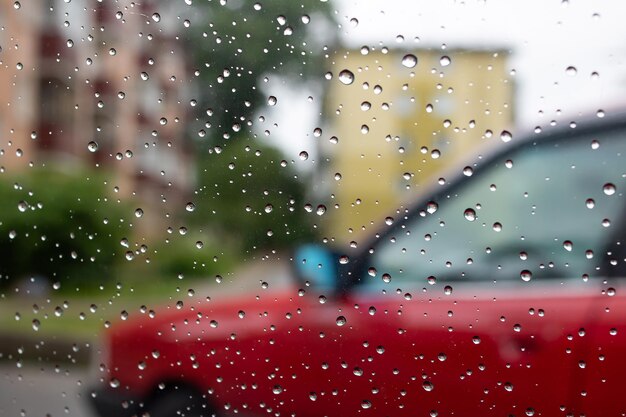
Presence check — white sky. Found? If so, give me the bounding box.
[262,0,626,164]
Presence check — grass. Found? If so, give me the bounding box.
[0,274,218,341]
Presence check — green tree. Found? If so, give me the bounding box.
[187,0,336,140]
[0,168,130,292]
[182,0,336,252]
[190,141,314,252]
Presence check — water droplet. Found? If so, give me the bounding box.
[17,201,28,212]
[336,316,347,326]
[565,66,577,76]
[267,96,277,106]
[463,166,473,176]
[151,13,161,22]
[109,378,120,388]
[299,151,309,160]
[361,400,372,409]
[443,285,453,295]
[603,183,616,195]
[385,216,394,226]
[464,208,476,222]
[423,381,434,391]
[563,240,573,251]
[134,208,144,218]
[500,130,513,143]
[427,276,437,285]
[607,287,616,296]
[472,336,481,344]
[586,198,595,209]
[316,205,326,216]
[186,202,195,212]
[32,319,40,331]
[401,54,418,68]
[338,69,355,85]
[520,270,532,282]
[439,56,451,66]
[360,101,371,111]
[264,204,273,213]
[87,141,98,152]
[492,222,502,232]
[426,201,438,214]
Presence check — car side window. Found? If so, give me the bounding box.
[362,130,625,289]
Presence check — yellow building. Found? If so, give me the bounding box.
[320,48,513,244]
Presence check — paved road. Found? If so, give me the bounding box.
[0,364,94,417]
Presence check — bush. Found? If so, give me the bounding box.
[0,167,130,292]
[192,141,316,253]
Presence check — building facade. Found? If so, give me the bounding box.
[0,0,194,228]
[320,48,514,244]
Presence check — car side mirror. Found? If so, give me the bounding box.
[292,244,339,292]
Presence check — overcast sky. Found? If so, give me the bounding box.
[263,0,626,163]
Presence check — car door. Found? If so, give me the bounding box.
[343,124,626,416]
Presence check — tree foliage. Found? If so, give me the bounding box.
[182,0,336,252]
[190,141,315,252]
[0,168,130,291]
[187,0,336,141]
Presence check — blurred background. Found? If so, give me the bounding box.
[1,0,625,415]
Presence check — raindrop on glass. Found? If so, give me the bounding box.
[520,270,532,282]
[464,208,476,222]
[401,54,418,68]
[338,69,355,85]
[603,183,616,195]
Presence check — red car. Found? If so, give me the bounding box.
[89,113,626,417]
